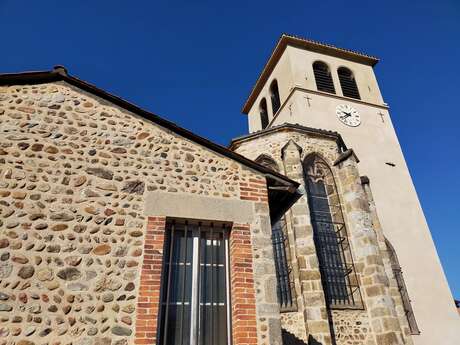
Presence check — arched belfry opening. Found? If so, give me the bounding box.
[303,154,362,307]
[259,98,269,129]
[312,61,335,94]
[338,67,360,99]
[269,80,281,115]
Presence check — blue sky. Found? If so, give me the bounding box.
[0,1,459,298]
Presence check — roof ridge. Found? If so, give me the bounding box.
[0,67,299,191]
[281,33,379,61]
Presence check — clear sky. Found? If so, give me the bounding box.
[0,1,459,298]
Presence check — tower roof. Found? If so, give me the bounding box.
[242,34,379,114]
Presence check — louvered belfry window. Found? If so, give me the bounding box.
[313,61,336,94]
[304,155,362,307]
[386,239,420,334]
[270,80,281,115]
[260,98,269,129]
[158,220,231,345]
[338,67,360,99]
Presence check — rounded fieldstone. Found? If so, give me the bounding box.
[18,265,35,279]
[111,326,132,336]
[92,244,111,255]
[34,223,48,230]
[0,304,12,311]
[12,255,29,264]
[102,293,114,302]
[64,256,82,266]
[94,337,111,345]
[37,268,53,281]
[67,282,88,291]
[0,239,9,248]
[51,224,68,231]
[57,267,81,281]
[86,167,113,180]
[39,327,52,337]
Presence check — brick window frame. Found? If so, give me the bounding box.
[134,217,258,345]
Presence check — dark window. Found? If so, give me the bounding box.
[272,219,293,309]
[260,98,269,129]
[386,239,420,334]
[255,155,295,310]
[338,67,360,99]
[313,61,335,94]
[158,220,231,345]
[270,80,281,114]
[304,155,362,307]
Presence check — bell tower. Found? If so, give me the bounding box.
[237,34,460,345]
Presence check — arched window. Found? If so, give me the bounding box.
[313,61,335,94]
[386,239,420,334]
[259,98,269,129]
[304,155,362,307]
[338,67,360,99]
[255,155,294,310]
[269,80,281,115]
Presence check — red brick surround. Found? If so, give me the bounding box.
[135,216,166,345]
[230,223,258,345]
[135,218,259,345]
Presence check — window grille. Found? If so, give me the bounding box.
[272,219,294,309]
[313,61,336,94]
[386,239,420,334]
[270,80,281,114]
[260,98,269,129]
[304,156,362,307]
[255,154,295,311]
[338,67,360,99]
[158,220,231,345]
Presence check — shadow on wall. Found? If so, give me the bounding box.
[281,329,308,345]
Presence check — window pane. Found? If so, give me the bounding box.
[305,157,362,307]
[160,222,229,345]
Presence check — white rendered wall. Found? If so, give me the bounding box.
[245,46,460,345]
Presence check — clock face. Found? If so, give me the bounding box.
[336,104,361,127]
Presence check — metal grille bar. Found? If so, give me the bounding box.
[271,219,294,309]
[159,220,230,345]
[306,169,362,307]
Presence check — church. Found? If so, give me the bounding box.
[0,34,458,345]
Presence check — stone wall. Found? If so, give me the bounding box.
[232,128,410,345]
[0,81,280,345]
[331,310,373,345]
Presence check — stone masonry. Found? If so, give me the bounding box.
[231,126,413,345]
[0,80,286,345]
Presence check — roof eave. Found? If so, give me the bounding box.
[0,66,301,219]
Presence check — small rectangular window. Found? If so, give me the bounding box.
[158,220,232,345]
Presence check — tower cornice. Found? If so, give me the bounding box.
[242,34,379,114]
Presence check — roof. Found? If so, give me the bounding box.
[0,66,300,221]
[242,34,379,114]
[229,123,347,152]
